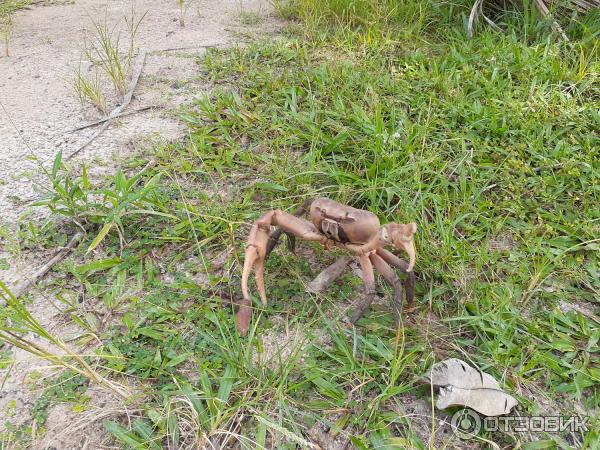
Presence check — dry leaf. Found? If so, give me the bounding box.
[428,358,518,416]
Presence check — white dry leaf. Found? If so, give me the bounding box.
[428,358,518,416]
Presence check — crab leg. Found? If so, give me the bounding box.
[350,254,378,324]
[237,210,326,334]
[265,200,313,257]
[370,253,404,326]
[307,256,351,293]
[375,248,409,271]
[375,248,415,309]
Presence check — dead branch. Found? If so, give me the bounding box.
[469,0,571,40]
[67,105,156,133]
[468,0,484,38]
[151,44,219,54]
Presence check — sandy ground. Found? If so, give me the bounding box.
[0,1,279,448]
[0,0,277,223]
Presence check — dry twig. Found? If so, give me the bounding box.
[67,105,155,133]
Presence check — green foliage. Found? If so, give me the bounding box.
[0,346,11,369]
[70,6,146,110]
[198,28,599,413]
[72,64,107,113]
[0,279,129,400]
[83,8,147,97]
[34,151,175,251]
[272,0,442,35]
[0,370,89,447]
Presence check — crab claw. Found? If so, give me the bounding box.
[400,237,416,272]
[388,222,417,272]
[237,208,328,335]
[237,229,269,335]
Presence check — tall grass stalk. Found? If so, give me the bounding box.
[0,0,30,57]
[177,0,193,27]
[83,8,146,98]
[124,6,148,68]
[72,64,107,113]
[0,281,129,398]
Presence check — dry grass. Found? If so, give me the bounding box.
[469,0,600,39]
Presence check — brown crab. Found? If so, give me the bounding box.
[237,198,417,334]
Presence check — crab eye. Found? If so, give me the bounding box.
[380,227,389,242]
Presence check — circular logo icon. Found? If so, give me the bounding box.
[451,409,481,439]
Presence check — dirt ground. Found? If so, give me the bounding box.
[0,0,279,223]
[0,1,279,448]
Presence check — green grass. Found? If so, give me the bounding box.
[2,0,599,448]
[72,64,107,113]
[31,371,89,430]
[79,7,147,101]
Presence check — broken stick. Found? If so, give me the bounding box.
[67,106,155,133]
